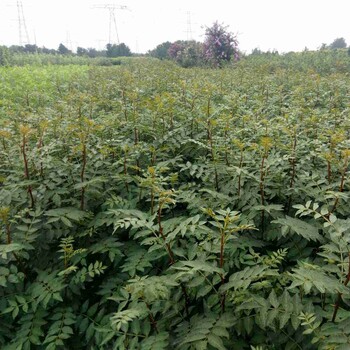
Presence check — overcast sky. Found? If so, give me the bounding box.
[0,0,349,54]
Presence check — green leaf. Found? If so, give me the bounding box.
[256,307,268,329]
[0,243,26,259]
[61,216,72,227]
[0,275,7,287]
[243,316,254,335]
[141,332,169,350]
[266,308,279,327]
[207,334,226,350]
[290,315,300,331]
[272,216,322,241]
[197,284,213,297]
[45,207,88,221]
[268,290,279,308]
[329,214,337,224]
[279,311,290,329]
[173,259,223,275]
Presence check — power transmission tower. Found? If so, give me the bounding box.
[66,31,73,51]
[92,4,129,45]
[179,10,196,41]
[185,11,193,41]
[17,1,30,45]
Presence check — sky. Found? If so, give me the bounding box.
[0,0,349,54]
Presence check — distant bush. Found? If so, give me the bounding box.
[329,37,347,49]
[0,46,12,66]
[168,40,204,68]
[106,43,132,58]
[9,53,93,66]
[150,22,240,68]
[148,41,172,60]
[203,22,239,67]
[243,49,350,74]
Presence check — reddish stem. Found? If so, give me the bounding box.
[330,159,348,215]
[219,231,224,269]
[80,144,87,210]
[38,136,44,177]
[21,134,35,208]
[219,229,226,312]
[157,205,175,265]
[124,152,129,193]
[157,204,190,316]
[287,134,297,212]
[327,161,332,185]
[145,302,158,333]
[6,223,11,244]
[237,150,243,197]
[332,252,350,322]
[260,154,267,232]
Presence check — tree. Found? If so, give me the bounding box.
[167,41,184,61]
[148,41,172,59]
[41,47,57,55]
[168,40,203,68]
[86,48,101,58]
[203,21,239,67]
[251,48,262,55]
[77,47,88,56]
[9,45,25,54]
[77,47,104,58]
[329,37,347,49]
[106,43,131,57]
[23,44,38,53]
[58,43,71,55]
[0,46,11,65]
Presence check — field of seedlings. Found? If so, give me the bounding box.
[0,51,350,349]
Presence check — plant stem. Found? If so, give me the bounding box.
[21,134,35,208]
[38,134,44,177]
[145,302,158,333]
[327,160,332,185]
[6,222,11,244]
[219,228,226,312]
[287,132,297,212]
[332,252,350,322]
[157,205,175,265]
[2,137,7,151]
[224,126,230,166]
[207,113,219,191]
[123,150,129,193]
[237,150,243,197]
[134,127,140,175]
[5,221,26,275]
[181,283,190,318]
[122,89,128,122]
[260,153,267,233]
[151,189,154,216]
[219,231,224,269]
[158,203,190,316]
[80,143,87,210]
[329,159,348,215]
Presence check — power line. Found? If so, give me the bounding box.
[17,1,30,45]
[179,10,197,41]
[66,31,73,51]
[185,11,193,41]
[92,4,129,45]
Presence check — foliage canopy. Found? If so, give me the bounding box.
[0,50,350,349]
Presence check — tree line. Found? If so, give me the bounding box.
[0,21,349,68]
[148,35,350,67]
[0,42,132,58]
[0,22,239,68]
